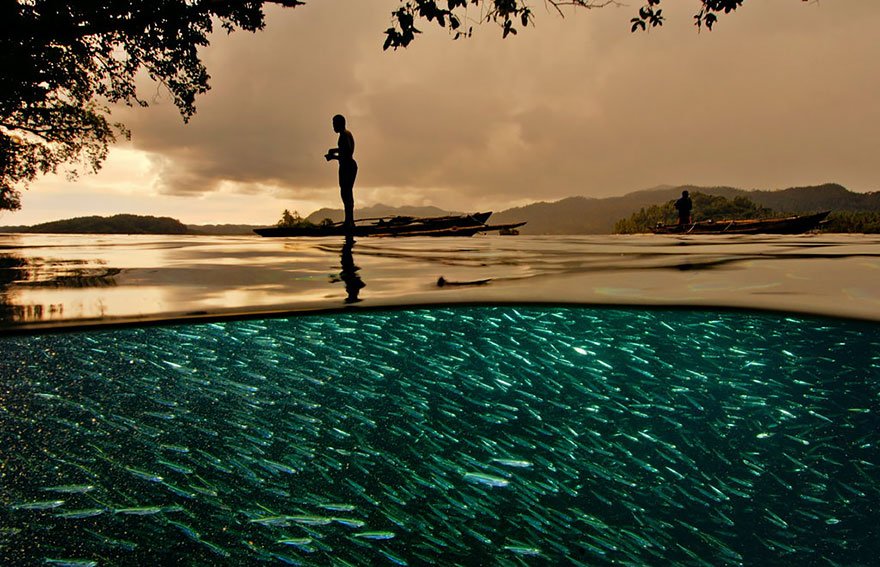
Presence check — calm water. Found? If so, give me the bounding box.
[1,234,879,565]
[1,233,880,331]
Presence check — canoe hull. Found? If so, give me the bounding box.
[368,222,527,238]
[254,212,495,237]
[652,211,831,235]
[254,212,492,237]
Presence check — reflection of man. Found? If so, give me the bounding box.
[335,236,365,303]
[324,114,357,231]
[674,190,693,226]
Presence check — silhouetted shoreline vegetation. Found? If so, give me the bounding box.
[822,211,880,234]
[615,193,775,234]
[0,214,188,234]
[489,183,880,235]
[276,209,332,229]
[2,184,880,235]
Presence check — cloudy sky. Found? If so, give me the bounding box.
[5,0,880,225]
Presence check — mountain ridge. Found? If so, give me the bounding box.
[2,183,877,235]
[492,182,880,234]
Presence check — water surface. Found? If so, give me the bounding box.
[1,233,879,332]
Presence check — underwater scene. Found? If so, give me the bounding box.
[1,306,878,565]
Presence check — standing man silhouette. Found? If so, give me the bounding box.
[325,114,357,231]
[674,190,693,227]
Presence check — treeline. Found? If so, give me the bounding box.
[822,211,880,233]
[5,214,189,234]
[615,193,880,233]
[614,193,774,234]
[276,209,336,229]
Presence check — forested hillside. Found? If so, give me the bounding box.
[1,214,189,234]
[492,183,879,234]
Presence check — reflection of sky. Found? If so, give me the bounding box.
[2,233,880,331]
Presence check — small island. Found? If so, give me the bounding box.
[0,214,190,235]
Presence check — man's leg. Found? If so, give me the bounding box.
[340,164,357,230]
[342,189,354,229]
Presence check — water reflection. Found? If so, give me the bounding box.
[0,255,28,321]
[0,254,119,288]
[0,233,879,332]
[0,252,117,323]
[330,236,365,304]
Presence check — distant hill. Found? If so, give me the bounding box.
[305,203,457,224]
[492,196,612,234]
[3,183,877,235]
[0,214,189,234]
[622,183,880,214]
[492,183,880,234]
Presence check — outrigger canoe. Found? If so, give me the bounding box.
[651,211,830,235]
[254,212,526,237]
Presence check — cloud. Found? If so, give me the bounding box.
[114,1,380,198]
[101,0,880,216]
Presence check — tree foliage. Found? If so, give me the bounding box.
[384,0,810,49]
[276,209,313,228]
[822,211,880,234]
[2,1,808,212]
[630,1,810,33]
[1,0,303,210]
[383,0,619,49]
[614,192,774,234]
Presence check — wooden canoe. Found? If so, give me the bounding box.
[252,212,529,237]
[651,211,831,235]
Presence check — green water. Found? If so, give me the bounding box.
[1,307,878,565]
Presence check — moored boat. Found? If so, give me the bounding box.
[253,212,525,237]
[369,221,527,237]
[651,211,830,235]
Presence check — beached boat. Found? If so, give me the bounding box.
[651,211,831,235]
[254,212,525,237]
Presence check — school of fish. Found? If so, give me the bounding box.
[0,306,878,565]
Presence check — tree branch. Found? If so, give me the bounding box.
[0,122,55,142]
[545,1,621,18]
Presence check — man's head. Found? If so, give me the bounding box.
[332,114,346,133]
[682,190,689,197]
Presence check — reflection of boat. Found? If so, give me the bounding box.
[254,212,526,237]
[651,211,831,235]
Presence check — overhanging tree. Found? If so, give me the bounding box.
[382,1,811,49]
[1,0,805,211]
[0,0,304,211]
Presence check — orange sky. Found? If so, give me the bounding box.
[5,0,879,225]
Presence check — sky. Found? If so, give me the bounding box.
[5,0,880,226]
